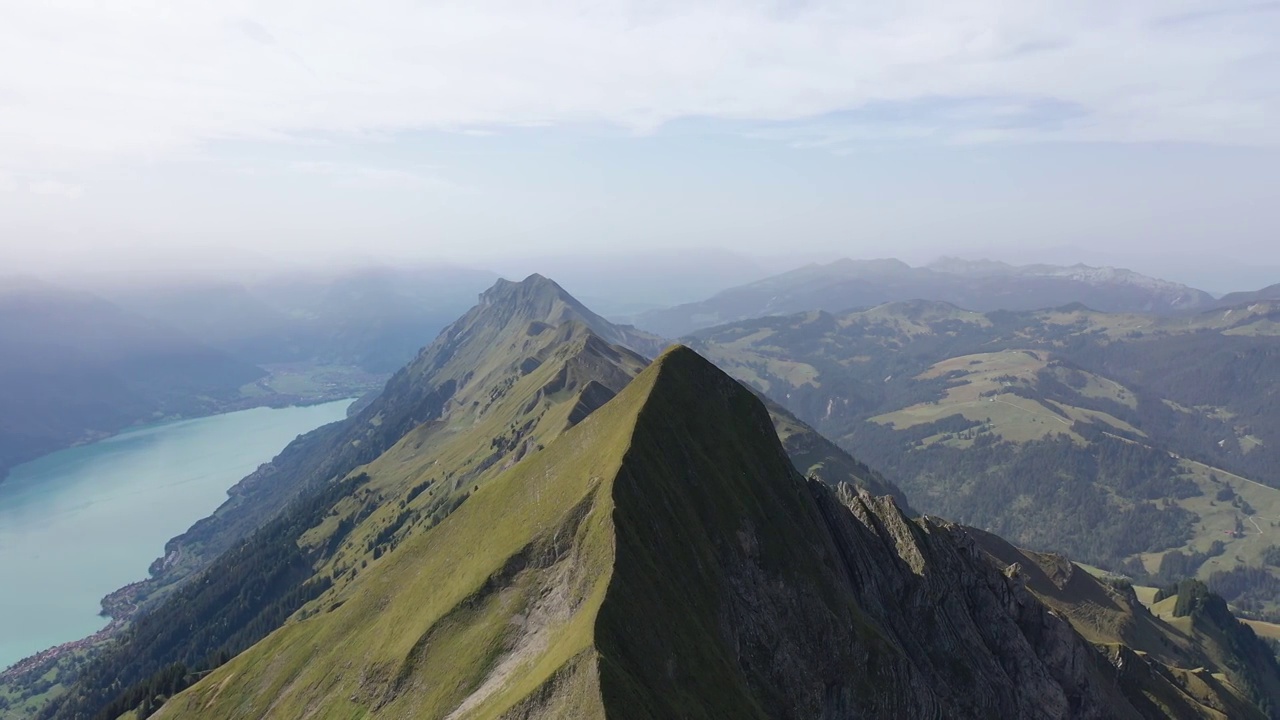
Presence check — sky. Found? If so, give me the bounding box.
[1,1,1278,292]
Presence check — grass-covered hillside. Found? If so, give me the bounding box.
[15,275,905,720]
[690,299,1280,615]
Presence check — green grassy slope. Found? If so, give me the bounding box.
[690,299,1280,611]
[20,274,917,720]
[27,278,653,720]
[154,345,912,718]
[157,346,669,719]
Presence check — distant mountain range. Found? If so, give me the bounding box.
[0,278,267,479]
[11,275,1278,719]
[1218,283,1280,308]
[0,266,506,481]
[101,264,501,373]
[634,257,1223,337]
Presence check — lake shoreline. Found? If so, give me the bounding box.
[0,380,379,487]
[0,399,356,672]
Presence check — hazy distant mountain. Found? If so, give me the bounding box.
[490,248,781,317]
[1217,282,1280,308]
[102,265,500,373]
[634,257,1217,337]
[0,279,266,480]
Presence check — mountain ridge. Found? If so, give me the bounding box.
[14,274,910,720]
[157,346,1276,718]
[634,257,1217,337]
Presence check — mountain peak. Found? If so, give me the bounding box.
[826,257,913,275]
[471,275,665,358]
[927,256,1016,276]
[647,342,718,379]
[479,272,572,307]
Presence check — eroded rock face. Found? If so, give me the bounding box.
[709,481,1136,720]
[681,478,1272,720]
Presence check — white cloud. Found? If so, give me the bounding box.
[27,179,83,199]
[286,160,460,190]
[0,0,1277,172]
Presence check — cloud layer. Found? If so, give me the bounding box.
[1,0,1277,172]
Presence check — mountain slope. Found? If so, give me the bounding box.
[972,531,1278,719]
[634,257,1216,337]
[159,347,1273,719]
[20,275,908,720]
[1217,283,1280,309]
[106,275,657,612]
[26,276,657,720]
[689,299,1280,611]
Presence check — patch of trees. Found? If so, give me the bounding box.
[847,422,1197,569]
[1209,566,1280,612]
[404,478,432,505]
[1066,333,1280,487]
[1263,545,1280,567]
[1152,541,1226,584]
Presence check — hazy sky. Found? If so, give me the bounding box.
[2,1,1278,290]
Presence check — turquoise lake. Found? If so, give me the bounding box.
[0,399,353,669]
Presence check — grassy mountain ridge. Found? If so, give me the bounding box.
[1217,283,1280,309]
[13,275,905,719]
[122,275,657,602]
[23,278,656,720]
[158,346,1277,718]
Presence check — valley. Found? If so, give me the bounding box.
[689,299,1280,616]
